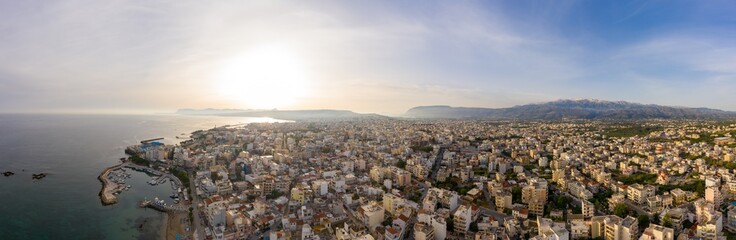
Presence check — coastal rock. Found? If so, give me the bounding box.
[32,173,47,180]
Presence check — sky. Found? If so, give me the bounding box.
[0,0,735,115]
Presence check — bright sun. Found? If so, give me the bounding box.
[216,46,309,109]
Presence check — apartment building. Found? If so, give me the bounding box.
[357,201,385,230]
[627,183,655,204]
[454,204,473,235]
[638,224,674,240]
[591,215,638,240]
[523,178,548,216]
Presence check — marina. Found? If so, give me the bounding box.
[98,161,185,206]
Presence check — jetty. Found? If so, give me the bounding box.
[140,137,164,144]
[139,198,187,212]
[98,162,126,205]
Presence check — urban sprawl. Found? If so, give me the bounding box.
[121,119,736,240]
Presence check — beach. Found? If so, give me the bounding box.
[165,211,190,240]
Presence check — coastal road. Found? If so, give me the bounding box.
[188,170,205,240]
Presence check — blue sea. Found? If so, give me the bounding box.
[0,114,283,239]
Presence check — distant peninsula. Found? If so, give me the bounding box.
[176,108,386,120]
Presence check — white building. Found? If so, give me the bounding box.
[532,217,569,240]
[639,224,674,240]
[417,211,447,240]
[627,184,655,204]
[453,205,473,235]
[357,201,385,230]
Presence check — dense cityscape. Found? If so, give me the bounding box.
[2,1,736,239]
[114,119,736,240]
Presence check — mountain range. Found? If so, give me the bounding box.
[404,99,736,119]
[177,99,736,120]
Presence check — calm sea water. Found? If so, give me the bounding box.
[0,114,284,239]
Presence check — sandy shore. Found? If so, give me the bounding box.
[164,211,190,240]
[160,213,168,240]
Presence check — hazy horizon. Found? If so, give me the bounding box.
[2,1,735,115]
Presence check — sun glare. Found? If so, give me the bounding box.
[216,46,309,109]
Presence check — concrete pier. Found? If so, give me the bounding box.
[139,199,187,212]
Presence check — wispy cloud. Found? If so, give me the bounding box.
[0,1,734,113]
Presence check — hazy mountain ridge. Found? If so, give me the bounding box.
[175,108,254,115]
[176,108,386,120]
[405,99,736,119]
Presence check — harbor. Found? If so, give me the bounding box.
[98,161,186,206]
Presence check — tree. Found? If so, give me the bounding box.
[382,218,393,227]
[469,222,478,232]
[662,215,673,228]
[651,214,660,225]
[554,196,572,210]
[130,155,151,166]
[267,190,282,199]
[447,217,455,232]
[572,206,582,214]
[411,145,433,153]
[614,203,629,218]
[408,191,421,202]
[682,219,694,229]
[638,214,650,229]
[396,159,407,169]
[511,187,523,204]
[695,182,706,196]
